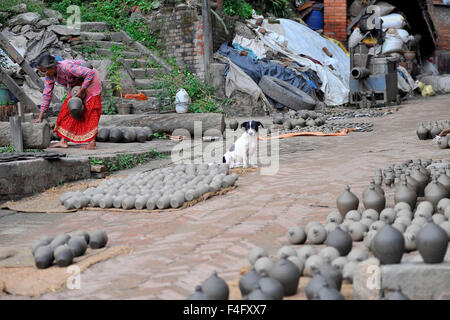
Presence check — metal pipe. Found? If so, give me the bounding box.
[351,67,370,79]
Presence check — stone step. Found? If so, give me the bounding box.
[123,59,150,68]
[96,48,142,59]
[80,22,108,32]
[134,78,159,88]
[138,89,165,97]
[82,40,127,49]
[80,32,110,41]
[131,68,160,78]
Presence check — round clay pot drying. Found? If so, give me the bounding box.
[416,123,429,140]
[269,258,301,296]
[99,195,113,209]
[89,230,108,249]
[257,272,284,300]
[201,271,229,300]
[67,236,88,257]
[305,271,336,300]
[122,196,136,210]
[363,185,386,213]
[109,128,123,143]
[122,128,137,143]
[135,128,147,143]
[239,268,261,296]
[336,185,359,216]
[248,247,268,265]
[394,180,417,211]
[317,263,342,291]
[188,285,213,300]
[287,226,306,245]
[34,245,54,269]
[50,234,71,251]
[96,128,110,142]
[416,219,449,263]
[424,177,448,209]
[326,227,353,256]
[73,231,90,244]
[54,245,74,267]
[314,283,345,300]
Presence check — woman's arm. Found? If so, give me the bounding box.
[439,128,450,137]
[35,77,55,123]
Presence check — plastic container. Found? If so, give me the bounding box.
[305,10,324,31]
[0,87,10,105]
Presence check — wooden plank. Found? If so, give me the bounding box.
[0,71,36,109]
[10,116,23,152]
[202,0,213,84]
[0,32,24,64]
[20,61,44,90]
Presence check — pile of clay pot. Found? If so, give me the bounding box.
[95,127,154,143]
[32,230,108,269]
[270,110,373,135]
[319,107,392,120]
[59,163,238,211]
[416,121,450,149]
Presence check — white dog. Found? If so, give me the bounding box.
[223,120,264,168]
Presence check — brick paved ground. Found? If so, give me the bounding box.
[0,94,449,299]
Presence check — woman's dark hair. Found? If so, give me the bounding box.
[36,54,57,69]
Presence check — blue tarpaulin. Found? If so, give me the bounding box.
[217,42,322,99]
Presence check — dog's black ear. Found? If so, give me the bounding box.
[256,121,264,128]
[240,121,249,130]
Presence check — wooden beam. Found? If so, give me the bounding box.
[202,0,213,85]
[0,71,36,109]
[10,116,23,152]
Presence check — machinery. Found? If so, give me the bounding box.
[349,43,401,108]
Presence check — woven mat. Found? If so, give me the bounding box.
[228,265,353,300]
[1,168,258,214]
[0,245,133,297]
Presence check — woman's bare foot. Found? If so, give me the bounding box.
[81,140,96,150]
[49,140,68,148]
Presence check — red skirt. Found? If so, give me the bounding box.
[54,94,102,143]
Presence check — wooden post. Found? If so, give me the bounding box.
[10,116,23,152]
[202,0,214,85]
[0,71,36,110]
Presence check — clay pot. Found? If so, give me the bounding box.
[331,256,348,274]
[34,245,54,269]
[392,222,407,233]
[135,128,147,143]
[437,198,450,214]
[59,192,74,205]
[248,247,268,265]
[89,230,108,249]
[363,230,378,250]
[184,189,197,201]
[96,127,110,142]
[307,224,327,244]
[32,240,50,256]
[437,173,450,195]
[54,245,74,267]
[424,177,448,209]
[269,258,301,296]
[306,119,316,127]
[416,123,429,140]
[415,201,434,218]
[336,185,359,216]
[239,268,261,296]
[121,128,136,143]
[363,185,386,213]
[156,196,171,209]
[67,236,88,257]
[327,211,343,224]
[439,221,450,239]
[430,123,441,138]
[277,246,297,259]
[109,128,124,143]
[318,263,342,291]
[342,261,358,283]
[345,210,361,222]
[244,285,274,300]
[319,247,340,264]
[134,196,149,210]
[257,273,284,300]
[73,231,90,244]
[201,271,229,300]
[438,135,449,149]
[229,119,239,131]
[314,283,345,300]
[304,255,325,277]
[50,234,71,251]
[404,232,417,252]
[287,256,305,275]
[386,286,410,300]
[297,246,317,261]
[122,196,136,210]
[305,271,336,300]
[170,191,185,208]
[362,209,379,221]
[405,224,421,236]
[305,221,322,234]
[363,180,385,198]
[347,248,369,262]
[380,208,396,224]
[348,222,367,242]
[254,257,274,274]
[99,195,113,209]
[188,285,213,300]
[325,222,339,234]
[283,120,292,131]
[395,180,417,211]
[416,219,449,263]
[372,224,405,264]
[432,214,446,224]
[68,97,84,120]
[272,114,284,124]
[287,226,306,245]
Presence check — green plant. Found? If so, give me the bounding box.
[81,44,99,60]
[223,0,253,19]
[116,154,134,170]
[150,149,165,159]
[0,145,15,153]
[106,161,118,172]
[90,158,104,165]
[153,132,168,139]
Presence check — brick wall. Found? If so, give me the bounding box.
[148,6,205,79]
[324,0,348,44]
[427,0,450,51]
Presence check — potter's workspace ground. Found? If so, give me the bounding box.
[0,94,449,299]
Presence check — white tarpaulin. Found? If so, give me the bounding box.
[232,35,267,59]
[252,18,350,106]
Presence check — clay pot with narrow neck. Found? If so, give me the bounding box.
[257,272,284,300]
[305,271,336,300]
[424,177,448,209]
[269,258,301,296]
[201,271,229,300]
[363,180,385,198]
[410,166,429,197]
[363,185,386,213]
[404,172,420,196]
[437,170,450,194]
[430,123,441,138]
[416,219,449,263]
[437,135,449,149]
[394,180,417,211]
[416,123,429,140]
[188,285,214,300]
[336,185,359,216]
[371,224,405,265]
[239,268,261,297]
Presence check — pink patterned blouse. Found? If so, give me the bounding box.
[40,60,95,112]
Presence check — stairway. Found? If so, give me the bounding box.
[70,22,169,113]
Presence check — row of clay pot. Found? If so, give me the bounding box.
[60,164,237,210]
[32,230,108,269]
[416,121,449,140]
[96,126,154,143]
